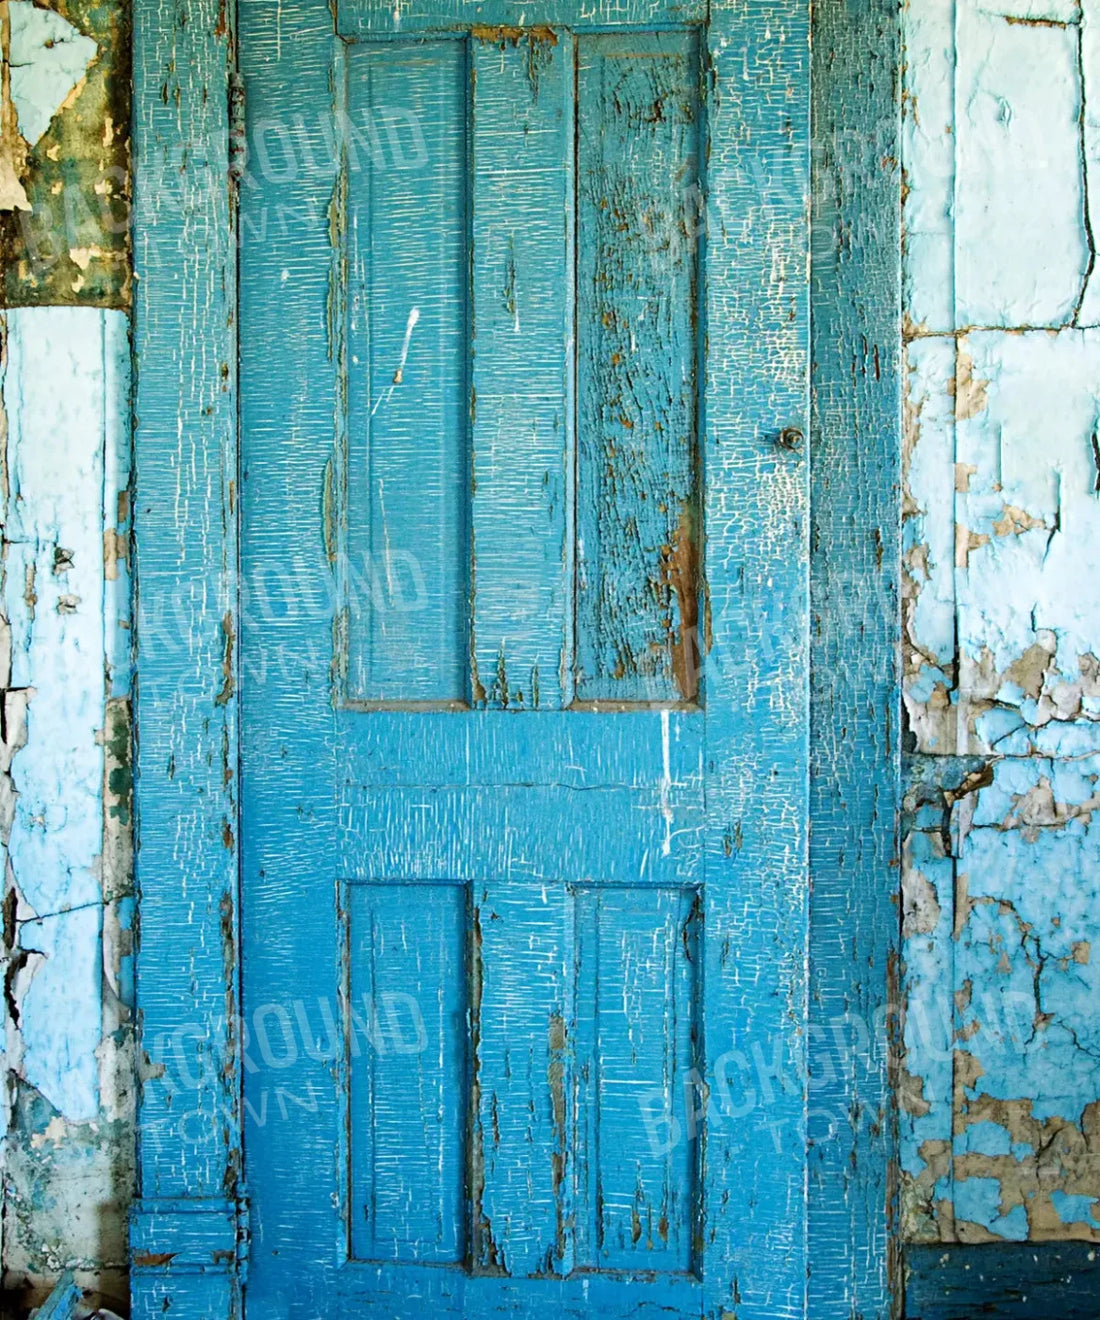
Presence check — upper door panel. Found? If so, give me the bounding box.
[334,29,705,710]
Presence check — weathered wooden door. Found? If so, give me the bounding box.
[238,1,809,1316]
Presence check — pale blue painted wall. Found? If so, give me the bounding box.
[0,309,134,1308]
[902,0,1100,1243]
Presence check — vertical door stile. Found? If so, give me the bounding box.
[465,30,581,1284]
[701,2,812,1317]
[238,0,348,1284]
[469,31,575,711]
[331,36,351,703]
[471,878,577,1278]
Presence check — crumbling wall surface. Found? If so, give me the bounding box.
[0,308,133,1313]
[902,0,1100,1243]
[0,0,132,1309]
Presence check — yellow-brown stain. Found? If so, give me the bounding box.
[951,340,990,421]
[660,501,701,702]
[470,24,559,45]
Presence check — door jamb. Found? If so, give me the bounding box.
[127,2,902,1316]
[128,0,244,1314]
[808,3,903,1314]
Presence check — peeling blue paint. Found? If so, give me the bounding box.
[0,0,1095,1302]
[1051,1189,1100,1226]
[902,754,1100,1242]
[0,306,134,1307]
[958,1121,1013,1159]
[902,0,1100,1255]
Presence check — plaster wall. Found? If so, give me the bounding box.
[0,308,133,1311]
[901,0,1100,1244]
[0,0,132,1308]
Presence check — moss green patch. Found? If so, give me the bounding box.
[0,0,130,307]
[104,695,131,826]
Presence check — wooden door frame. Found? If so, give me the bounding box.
[127,3,902,1317]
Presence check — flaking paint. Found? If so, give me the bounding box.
[902,0,1100,1249]
[1,0,1094,1307]
[0,307,133,1311]
[0,0,130,306]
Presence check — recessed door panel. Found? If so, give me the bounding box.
[344,41,469,704]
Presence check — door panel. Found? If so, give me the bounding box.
[571,885,700,1273]
[239,1,810,1316]
[343,40,470,704]
[575,30,702,705]
[347,881,468,1264]
[469,33,574,709]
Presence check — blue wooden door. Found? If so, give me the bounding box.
[238,2,809,1317]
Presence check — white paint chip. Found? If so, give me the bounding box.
[8,1,98,148]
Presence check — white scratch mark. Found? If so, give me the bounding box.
[393,306,420,384]
[377,477,395,600]
[660,708,673,857]
[370,307,420,418]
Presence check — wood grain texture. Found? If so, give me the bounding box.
[125,0,913,1309]
[336,0,707,38]
[574,31,701,705]
[348,882,467,1263]
[331,706,704,786]
[336,787,704,886]
[470,31,574,710]
[238,0,344,1302]
[700,1,811,1316]
[236,4,812,1318]
[807,0,902,1315]
[472,878,574,1277]
[905,1243,1100,1319]
[129,0,242,1307]
[344,40,469,703]
[572,886,700,1273]
[36,1271,81,1320]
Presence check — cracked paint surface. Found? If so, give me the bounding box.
[0,0,129,306]
[902,758,1100,1242]
[0,0,1089,1296]
[0,307,133,1311]
[903,0,1100,1244]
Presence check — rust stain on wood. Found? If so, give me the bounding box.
[661,500,701,702]
[470,25,558,46]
